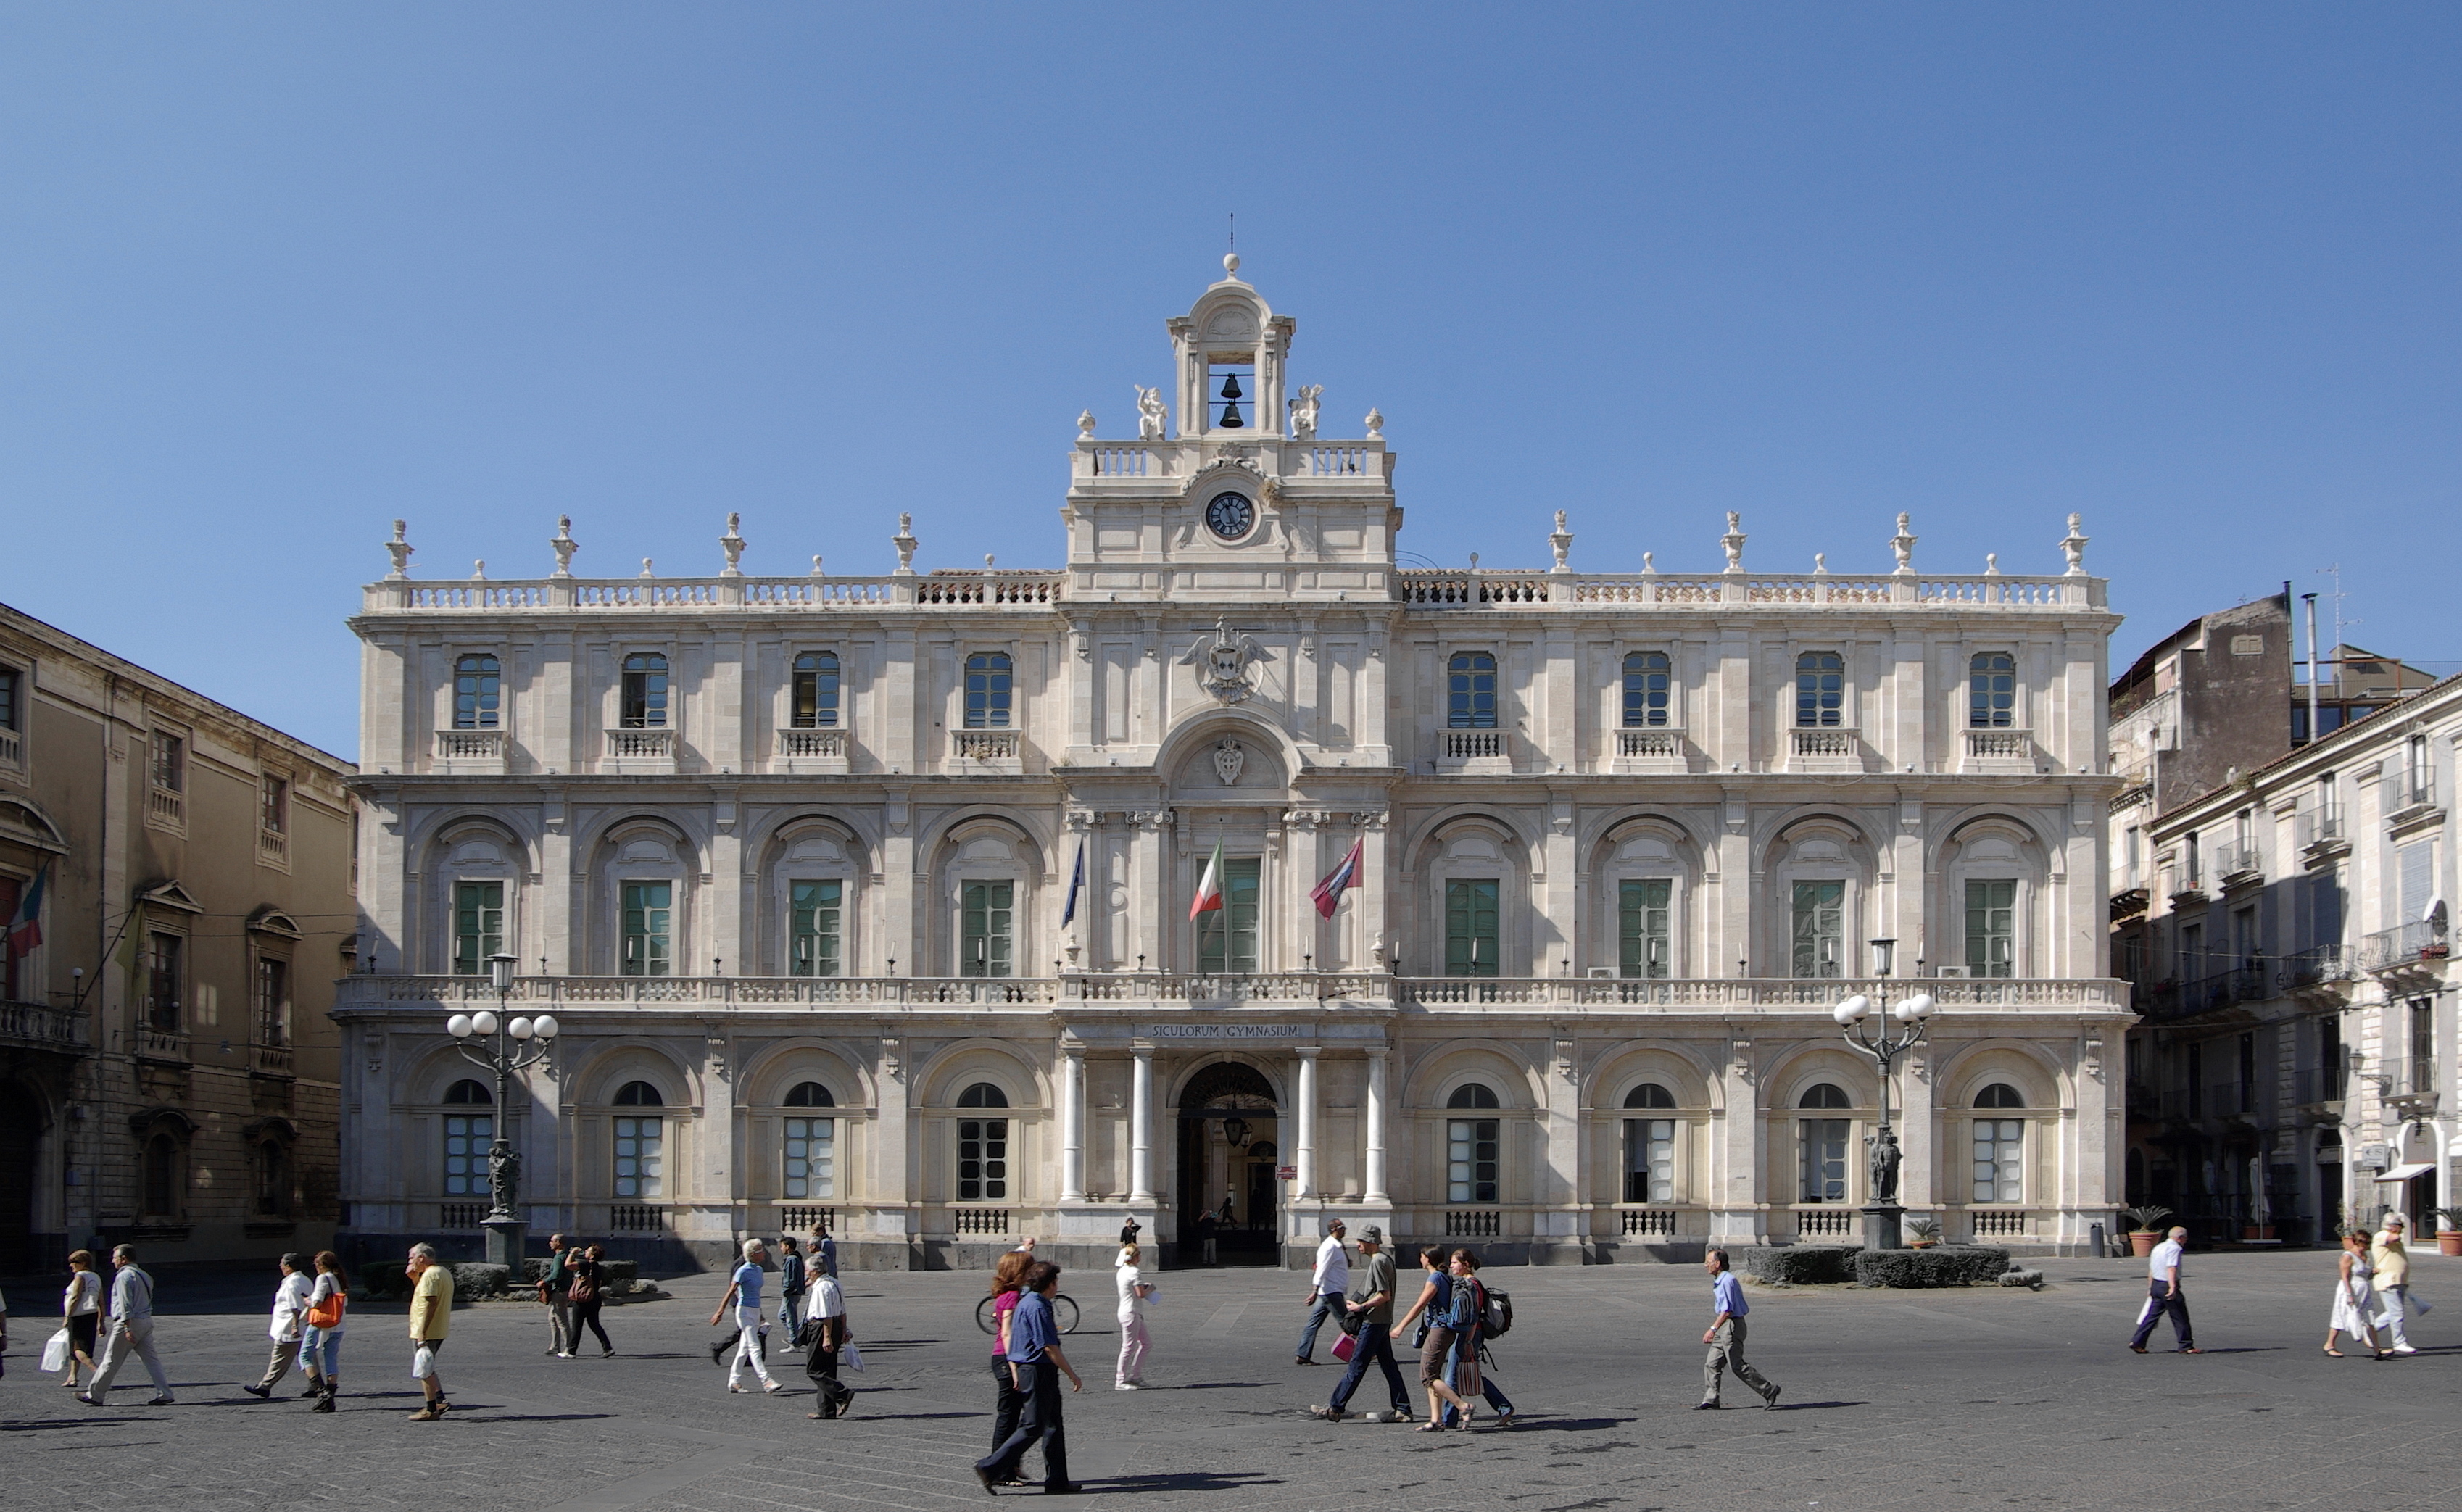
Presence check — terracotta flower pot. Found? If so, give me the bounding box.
[2438,1231,2462,1258]
[2131,1230,2160,1258]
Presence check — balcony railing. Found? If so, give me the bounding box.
[375,570,1066,614]
[1444,1209,1503,1238]
[2297,809,2346,850]
[257,828,289,867]
[0,999,88,1052]
[605,727,675,760]
[1395,569,2102,610]
[1969,1210,2030,1239]
[952,729,1019,762]
[2390,771,2440,815]
[2294,1066,2348,1106]
[434,728,506,763]
[1791,728,1854,760]
[777,1205,837,1234]
[2281,944,2351,990]
[952,1208,1011,1237]
[1616,729,1681,759]
[1620,1208,1678,1237]
[439,1202,487,1229]
[2140,964,2266,1022]
[146,785,184,829]
[1794,1207,1857,1239]
[609,1204,669,1233]
[2363,919,2451,972]
[2372,1058,2439,1098]
[778,728,847,759]
[1442,731,1508,762]
[333,972,2134,1015]
[0,726,21,772]
[1961,729,2032,770]
[2205,1080,2256,1118]
[2213,843,2263,884]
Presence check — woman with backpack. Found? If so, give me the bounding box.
[1446,1250,1516,1428]
[1412,1249,1478,1430]
[568,1245,616,1357]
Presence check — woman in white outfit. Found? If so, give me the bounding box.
[2324,1229,2385,1358]
[708,1239,782,1394]
[1114,1244,1153,1389]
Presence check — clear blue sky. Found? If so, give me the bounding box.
[4,5,2456,760]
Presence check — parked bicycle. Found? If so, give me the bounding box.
[977,1292,1082,1336]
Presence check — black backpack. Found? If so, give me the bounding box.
[1481,1284,1514,1339]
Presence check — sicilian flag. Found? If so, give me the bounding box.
[1310,838,1364,920]
[1061,841,1086,927]
[7,863,45,955]
[1189,838,1227,921]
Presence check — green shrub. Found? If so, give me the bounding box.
[521,1256,639,1285]
[449,1262,513,1300]
[358,1261,411,1300]
[1741,1245,1862,1284]
[1853,1246,2011,1289]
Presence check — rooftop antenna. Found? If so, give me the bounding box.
[1223,213,1240,278]
[2321,563,2353,680]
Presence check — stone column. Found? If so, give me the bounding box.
[1130,1047,1155,1200]
[1296,1046,1321,1200]
[1364,1047,1389,1201]
[1060,1046,1086,1202]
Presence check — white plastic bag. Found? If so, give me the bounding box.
[840,1340,864,1373]
[41,1327,70,1374]
[413,1345,439,1379]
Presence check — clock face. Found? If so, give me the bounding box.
[1205,491,1256,541]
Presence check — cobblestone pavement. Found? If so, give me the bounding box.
[4,1250,2460,1511]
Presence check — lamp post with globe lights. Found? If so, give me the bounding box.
[1830,938,1935,1250]
[447,952,560,1268]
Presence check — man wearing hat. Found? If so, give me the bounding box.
[2372,1213,2423,1355]
[1311,1225,1411,1422]
[1293,1218,1350,1365]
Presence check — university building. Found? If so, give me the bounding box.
[336,263,2130,1269]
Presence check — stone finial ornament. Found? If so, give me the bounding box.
[1135,386,1167,440]
[639,557,655,578]
[1641,551,1657,576]
[1549,510,1573,573]
[720,512,746,577]
[384,519,414,579]
[892,513,919,574]
[1985,553,2002,576]
[1891,512,1918,575]
[1077,409,1096,438]
[810,554,824,577]
[550,515,579,578]
[1813,553,1828,576]
[1288,383,1322,440]
[2061,512,2089,576]
[1720,512,1746,574]
[471,560,486,580]
[1364,407,1384,439]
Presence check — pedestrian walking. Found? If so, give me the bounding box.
[777,1237,809,1349]
[1310,1225,1409,1423]
[814,1221,840,1281]
[1390,1244,1516,1429]
[2326,1229,2386,1358]
[803,1261,855,1419]
[2127,1226,2200,1354]
[405,1242,455,1421]
[568,1245,615,1357]
[539,1232,574,1358]
[2371,1214,2424,1355]
[241,1253,315,1397]
[1697,1247,1781,1411]
[1415,1248,1480,1431]
[298,1251,348,1411]
[1119,1216,1142,1248]
[1294,1218,1349,1364]
[79,1244,173,1407]
[58,1250,103,1391]
[710,1239,784,1393]
[973,1261,1083,1495]
[985,1250,1033,1464]
[1195,1209,1219,1267]
[1114,1243,1154,1389]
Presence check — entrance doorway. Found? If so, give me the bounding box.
[0,1083,43,1274]
[1176,1061,1280,1267]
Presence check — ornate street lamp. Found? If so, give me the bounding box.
[1831,938,1936,1250]
[446,952,559,1268]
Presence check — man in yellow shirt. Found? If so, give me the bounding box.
[407,1243,456,1421]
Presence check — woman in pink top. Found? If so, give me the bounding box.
[987,1250,1033,1466]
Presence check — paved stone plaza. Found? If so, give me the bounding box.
[4,1251,2457,1511]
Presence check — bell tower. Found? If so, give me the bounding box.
[1166,254,1296,438]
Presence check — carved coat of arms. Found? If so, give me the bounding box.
[1180,618,1271,705]
[1212,739,1245,786]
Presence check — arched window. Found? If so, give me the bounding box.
[956,1081,1008,1200]
[1799,1083,1852,1109]
[1622,651,1671,728]
[621,652,669,729]
[1973,1093,2024,1204]
[956,1081,1009,1108]
[1446,1081,1501,1108]
[612,1081,664,1200]
[442,1079,492,1104]
[964,652,1012,729]
[143,1134,179,1216]
[784,1081,836,1200]
[454,654,502,730]
[1968,652,2016,729]
[1624,1084,1675,1203]
[1446,1083,1500,1203]
[1624,1083,1676,1109]
[443,1081,490,1197]
[1798,1082,1852,1204]
[1447,652,1497,730]
[1975,1083,2025,1108]
[793,651,841,728]
[1794,651,1844,728]
[613,1080,664,1106]
[784,1081,836,1107]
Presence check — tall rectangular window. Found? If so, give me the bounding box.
[1447,652,1498,730]
[2310,873,2344,947]
[1972,1120,2023,1202]
[789,880,843,977]
[1621,652,1670,727]
[260,776,289,835]
[1791,881,1844,979]
[1800,1119,1849,1202]
[1445,878,1500,978]
[1968,652,2016,728]
[253,957,289,1047]
[2397,840,2434,927]
[454,655,501,729]
[1625,1119,1675,1203]
[453,882,504,976]
[2180,921,2203,980]
[784,1117,835,1200]
[442,1113,491,1195]
[1196,859,1262,973]
[792,652,841,728]
[964,652,1012,729]
[1447,1118,1499,1202]
[144,932,183,1031]
[2411,998,2434,1094]
[961,881,1014,978]
[149,730,184,792]
[621,653,668,728]
[1794,652,1844,727]
[0,664,20,731]
[613,1116,663,1197]
[1619,878,1672,979]
[958,1117,1008,1200]
[1965,880,2015,978]
[620,881,672,977]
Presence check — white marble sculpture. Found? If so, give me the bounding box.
[1135,386,1168,440]
[1288,384,1322,440]
[550,515,579,578]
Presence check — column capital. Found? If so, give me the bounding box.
[1296,1044,1323,1060]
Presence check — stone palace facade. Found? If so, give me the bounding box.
[336,263,2131,1269]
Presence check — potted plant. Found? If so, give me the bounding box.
[1904,1214,1942,1250]
[2123,1205,2173,1258]
[2433,1207,2462,1258]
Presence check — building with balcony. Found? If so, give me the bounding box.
[2121,662,2458,1245]
[0,604,357,1274]
[338,262,2131,1270]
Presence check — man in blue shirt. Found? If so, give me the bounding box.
[814,1223,839,1281]
[1697,1248,1779,1410]
[975,1262,1082,1494]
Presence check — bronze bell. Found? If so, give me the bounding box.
[1217,373,1245,428]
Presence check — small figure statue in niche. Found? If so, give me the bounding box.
[1287,384,1322,439]
[1135,385,1169,440]
[486,1138,522,1218]
[1866,1127,1902,1205]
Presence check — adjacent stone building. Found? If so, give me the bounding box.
[0,604,357,1273]
[336,262,2131,1270]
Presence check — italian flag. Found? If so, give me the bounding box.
[1189,838,1226,921]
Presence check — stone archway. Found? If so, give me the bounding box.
[1176,1062,1279,1266]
